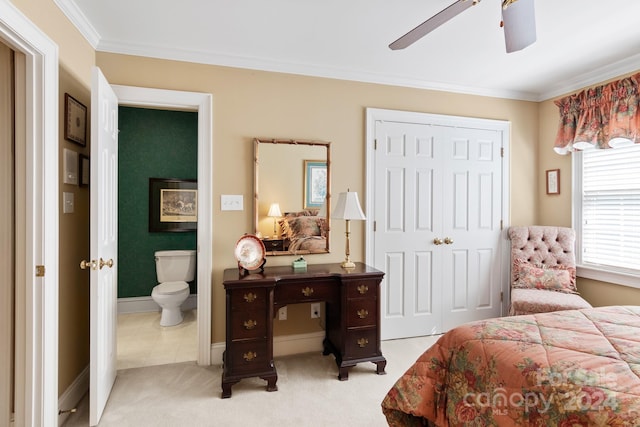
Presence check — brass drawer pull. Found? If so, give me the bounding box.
[357,285,369,295]
[357,338,369,348]
[243,319,257,330]
[243,292,257,303]
[301,287,314,297]
[357,309,369,319]
[243,351,257,362]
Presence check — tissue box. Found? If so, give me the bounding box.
[292,257,307,270]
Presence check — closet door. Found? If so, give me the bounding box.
[439,126,504,331]
[374,120,446,339]
[372,112,507,340]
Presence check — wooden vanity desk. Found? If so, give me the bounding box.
[221,262,386,398]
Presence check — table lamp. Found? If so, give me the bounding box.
[332,190,366,268]
[267,202,282,238]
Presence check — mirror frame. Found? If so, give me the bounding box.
[254,138,331,255]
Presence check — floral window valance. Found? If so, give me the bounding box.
[554,72,640,155]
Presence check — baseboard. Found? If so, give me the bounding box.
[210,331,325,365]
[57,365,89,426]
[117,294,197,314]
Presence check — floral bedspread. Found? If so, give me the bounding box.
[382,306,640,426]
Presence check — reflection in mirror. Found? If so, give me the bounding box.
[254,138,331,256]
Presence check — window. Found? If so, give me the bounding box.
[573,144,640,288]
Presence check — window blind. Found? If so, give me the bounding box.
[581,145,640,272]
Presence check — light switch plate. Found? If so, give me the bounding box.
[221,195,243,211]
[63,192,74,214]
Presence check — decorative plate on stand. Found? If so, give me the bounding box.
[234,234,267,274]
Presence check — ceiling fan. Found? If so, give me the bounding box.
[389,0,536,53]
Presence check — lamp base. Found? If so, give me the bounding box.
[341,259,356,269]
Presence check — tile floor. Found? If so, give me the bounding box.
[117,309,197,370]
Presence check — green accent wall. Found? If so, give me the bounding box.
[118,107,198,298]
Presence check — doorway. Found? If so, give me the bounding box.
[111,85,213,367]
[116,106,199,370]
[0,2,59,423]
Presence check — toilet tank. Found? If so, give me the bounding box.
[154,250,197,283]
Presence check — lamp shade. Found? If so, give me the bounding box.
[267,203,282,217]
[332,191,365,220]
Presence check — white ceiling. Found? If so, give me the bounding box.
[61,0,640,101]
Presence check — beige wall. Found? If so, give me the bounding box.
[95,52,540,341]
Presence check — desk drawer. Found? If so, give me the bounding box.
[346,298,377,328]
[275,280,338,303]
[344,328,378,359]
[230,288,268,310]
[227,341,270,374]
[230,310,267,340]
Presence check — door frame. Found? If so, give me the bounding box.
[365,108,512,319]
[112,85,213,365]
[0,1,59,425]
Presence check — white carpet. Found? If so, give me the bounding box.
[63,335,439,427]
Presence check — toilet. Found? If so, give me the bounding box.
[152,249,196,326]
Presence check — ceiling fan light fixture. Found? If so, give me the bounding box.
[502,0,536,53]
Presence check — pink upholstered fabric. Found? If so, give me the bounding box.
[508,226,592,315]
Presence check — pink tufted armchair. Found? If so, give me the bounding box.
[508,226,592,316]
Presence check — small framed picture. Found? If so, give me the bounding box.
[546,169,560,195]
[64,93,87,147]
[79,154,90,187]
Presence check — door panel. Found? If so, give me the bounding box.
[89,67,119,426]
[375,121,444,339]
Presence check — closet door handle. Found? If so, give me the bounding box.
[433,238,443,246]
[444,237,454,245]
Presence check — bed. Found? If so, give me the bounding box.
[382,306,640,426]
[279,210,327,253]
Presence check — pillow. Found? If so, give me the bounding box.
[286,216,322,238]
[512,259,578,294]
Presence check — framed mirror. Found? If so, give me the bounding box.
[254,138,331,255]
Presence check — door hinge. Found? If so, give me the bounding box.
[500,219,503,230]
[500,147,504,157]
[374,139,377,150]
[500,291,503,303]
[373,221,376,232]
[35,265,45,277]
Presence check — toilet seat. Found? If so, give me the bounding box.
[154,281,189,295]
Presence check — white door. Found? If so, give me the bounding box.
[372,114,506,340]
[440,126,504,331]
[374,121,446,338]
[88,67,119,426]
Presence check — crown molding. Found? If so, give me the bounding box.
[538,53,640,101]
[54,0,100,48]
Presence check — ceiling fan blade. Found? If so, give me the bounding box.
[389,0,479,50]
[502,0,536,53]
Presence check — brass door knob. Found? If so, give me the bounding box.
[444,237,454,245]
[99,258,114,269]
[80,259,98,270]
[433,238,443,245]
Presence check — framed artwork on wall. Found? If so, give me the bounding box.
[303,160,327,209]
[149,178,198,232]
[79,154,90,187]
[64,93,87,147]
[546,169,560,195]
